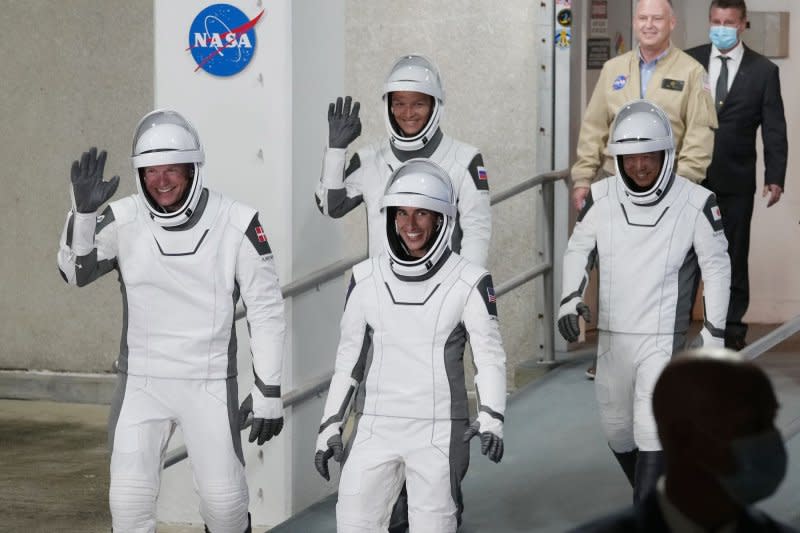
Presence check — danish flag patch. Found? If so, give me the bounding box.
[246,216,273,256]
[255,225,267,243]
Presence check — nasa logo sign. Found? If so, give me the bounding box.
[187,4,264,76]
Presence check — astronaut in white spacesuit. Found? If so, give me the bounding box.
[57,109,287,533]
[313,159,506,532]
[557,100,730,503]
[315,53,492,269]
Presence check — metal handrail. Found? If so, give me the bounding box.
[166,168,569,469]
[739,314,800,441]
[233,169,569,320]
[489,169,567,206]
[163,372,335,468]
[740,314,800,362]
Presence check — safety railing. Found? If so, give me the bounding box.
[740,314,800,440]
[165,168,570,468]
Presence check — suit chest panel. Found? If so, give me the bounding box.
[597,194,695,282]
[116,207,238,305]
[362,268,466,351]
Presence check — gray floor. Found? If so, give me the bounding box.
[271,340,800,532]
[3,327,799,532]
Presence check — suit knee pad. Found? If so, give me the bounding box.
[109,477,159,532]
[605,425,636,453]
[408,510,457,533]
[199,481,249,533]
[337,510,387,533]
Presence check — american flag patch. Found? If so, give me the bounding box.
[711,206,722,221]
[477,166,488,181]
[255,226,267,243]
[487,286,496,303]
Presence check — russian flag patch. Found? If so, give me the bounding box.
[477,166,488,181]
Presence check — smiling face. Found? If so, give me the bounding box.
[635,0,676,57]
[390,91,434,136]
[622,151,664,189]
[395,206,440,258]
[142,163,192,212]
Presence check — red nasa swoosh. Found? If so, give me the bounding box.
[187,9,264,72]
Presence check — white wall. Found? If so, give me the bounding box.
[289,0,348,515]
[681,0,800,323]
[152,0,347,527]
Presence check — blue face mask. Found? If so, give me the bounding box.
[717,429,788,505]
[710,25,739,51]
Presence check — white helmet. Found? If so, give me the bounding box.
[131,109,205,227]
[383,54,445,152]
[381,159,456,279]
[607,100,676,205]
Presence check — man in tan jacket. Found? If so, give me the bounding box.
[572,0,717,212]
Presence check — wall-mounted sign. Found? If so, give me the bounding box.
[590,0,608,37]
[587,38,610,69]
[187,4,265,76]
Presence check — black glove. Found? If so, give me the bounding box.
[328,96,361,149]
[314,433,344,481]
[557,301,592,342]
[238,393,284,445]
[70,147,120,213]
[463,414,504,463]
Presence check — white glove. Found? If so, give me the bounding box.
[238,386,284,445]
[688,326,724,350]
[314,423,344,481]
[558,296,591,342]
[464,411,505,463]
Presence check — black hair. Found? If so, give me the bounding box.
[710,0,747,20]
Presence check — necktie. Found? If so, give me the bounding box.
[715,56,729,111]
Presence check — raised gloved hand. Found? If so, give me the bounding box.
[70,147,120,213]
[314,424,344,481]
[557,297,592,342]
[464,411,504,463]
[238,389,284,445]
[328,96,361,149]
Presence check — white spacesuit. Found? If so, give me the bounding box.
[57,110,286,533]
[558,100,730,503]
[315,54,492,268]
[314,159,506,532]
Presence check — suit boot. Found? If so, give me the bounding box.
[205,512,251,533]
[612,448,638,487]
[633,451,664,504]
[388,484,409,533]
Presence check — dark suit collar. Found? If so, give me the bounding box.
[695,43,713,69]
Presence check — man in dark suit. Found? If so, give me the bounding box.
[685,0,788,350]
[571,349,795,533]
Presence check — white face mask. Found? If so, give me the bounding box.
[716,429,787,505]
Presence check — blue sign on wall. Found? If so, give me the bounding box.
[187,4,264,77]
